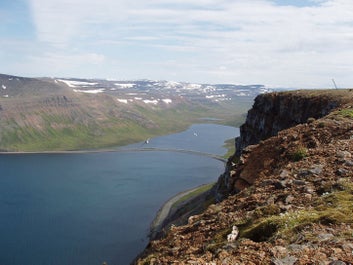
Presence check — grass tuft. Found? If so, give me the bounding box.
[290,146,308,161]
[238,180,353,243]
[338,108,353,118]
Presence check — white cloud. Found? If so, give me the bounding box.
[13,52,106,78]
[20,0,353,87]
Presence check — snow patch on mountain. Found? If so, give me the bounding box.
[115,83,136,88]
[117,98,128,104]
[59,80,98,87]
[73,88,105,94]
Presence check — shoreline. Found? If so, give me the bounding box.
[0,148,227,162]
[149,183,213,239]
[0,149,119,155]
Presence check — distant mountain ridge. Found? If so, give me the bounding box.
[0,73,271,100]
[0,73,267,151]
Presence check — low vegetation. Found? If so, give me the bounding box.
[290,146,308,161]
[240,180,353,243]
[172,183,215,208]
[338,108,353,118]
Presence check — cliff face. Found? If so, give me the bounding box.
[216,90,353,200]
[135,89,353,265]
[235,90,348,157]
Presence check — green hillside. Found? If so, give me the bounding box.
[0,88,251,152]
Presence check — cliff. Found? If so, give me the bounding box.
[135,89,353,265]
[235,90,350,157]
[216,89,353,200]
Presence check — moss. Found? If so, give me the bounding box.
[291,146,308,161]
[330,108,353,121]
[338,108,353,118]
[253,204,281,219]
[317,122,325,128]
[205,228,232,253]
[222,138,236,158]
[172,183,215,207]
[241,219,279,242]
[240,182,353,243]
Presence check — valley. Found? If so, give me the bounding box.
[0,74,267,151]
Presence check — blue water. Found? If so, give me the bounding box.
[0,124,239,265]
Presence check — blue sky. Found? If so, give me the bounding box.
[1,0,353,88]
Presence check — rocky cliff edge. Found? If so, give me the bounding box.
[135,89,353,265]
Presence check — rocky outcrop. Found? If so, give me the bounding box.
[235,90,351,157]
[216,89,353,200]
[134,89,353,265]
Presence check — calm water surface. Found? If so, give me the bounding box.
[0,124,239,265]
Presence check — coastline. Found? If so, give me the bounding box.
[149,183,213,239]
[0,149,119,155]
[0,148,227,163]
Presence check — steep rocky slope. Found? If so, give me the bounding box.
[217,90,353,199]
[135,89,353,265]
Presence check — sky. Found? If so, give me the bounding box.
[1,0,353,88]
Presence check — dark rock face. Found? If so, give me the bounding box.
[235,91,341,156]
[216,90,353,200]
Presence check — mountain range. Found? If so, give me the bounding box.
[0,73,272,151]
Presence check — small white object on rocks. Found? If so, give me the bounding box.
[227,226,239,242]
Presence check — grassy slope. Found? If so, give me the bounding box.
[0,92,252,152]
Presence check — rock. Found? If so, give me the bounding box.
[329,261,347,265]
[331,248,343,254]
[307,136,319,148]
[293,180,306,186]
[337,151,351,159]
[260,179,275,187]
[207,204,222,214]
[285,195,295,204]
[271,246,288,258]
[304,187,314,193]
[274,180,288,189]
[291,133,299,140]
[304,193,312,201]
[279,204,292,211]
[341,243,353,253]
[280,169,291,178]
[336,168,349,176]
[188,215,201,225]
[288,244,304,252]
[309,165,324,175]
[317,233,334,241]
[271,256,297,265]
[298,169,312,178]
[345,160,353,166]
[243,144,258,153]
[172,247,180,256]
